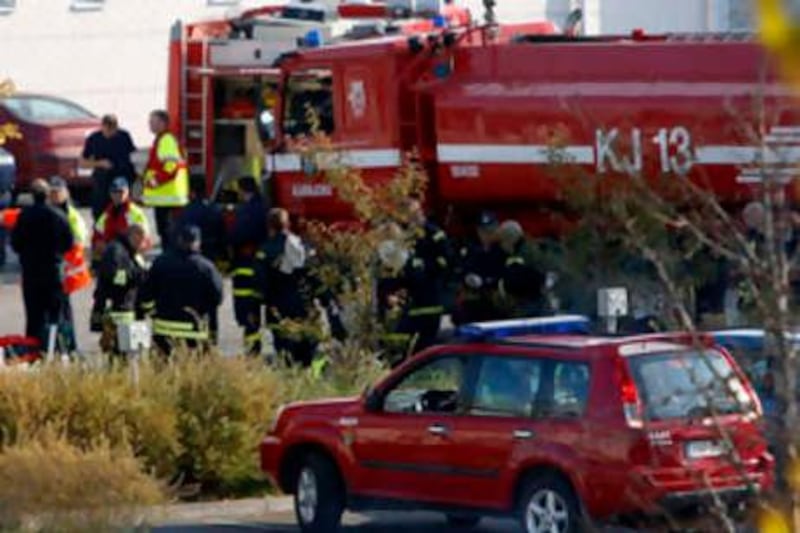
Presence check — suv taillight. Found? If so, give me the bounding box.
[616,356,643,428]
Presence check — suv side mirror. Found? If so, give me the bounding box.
[363,387,382,413]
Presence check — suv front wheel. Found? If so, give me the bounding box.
[294,454,344,533]
[519,474,582,533]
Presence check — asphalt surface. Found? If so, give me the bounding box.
[0,207,245,356]
[155,511,520,533]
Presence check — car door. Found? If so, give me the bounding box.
[447,355,592,510]
[349,354,472,504]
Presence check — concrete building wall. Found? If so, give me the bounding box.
[0,0,275,144]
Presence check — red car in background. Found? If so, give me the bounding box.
[0,93,96,197]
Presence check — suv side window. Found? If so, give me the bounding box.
[383,357,465,415]
[471,357,542,417]
[550,361,590,418]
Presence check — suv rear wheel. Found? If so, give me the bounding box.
[519,474,581,533]
[293,453,344,533]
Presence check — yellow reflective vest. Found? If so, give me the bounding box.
[143,131,189,207]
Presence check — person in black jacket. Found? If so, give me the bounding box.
[497,220,546,318]
[453,211,506,325]
[139,224,224,355]
[10,179,74,348]
[175,177,226,265]
[255,208,312,365]
[391,198,451,356]
[91,224,148,354]
[230,176,268,355]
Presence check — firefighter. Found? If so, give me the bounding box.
[10,179,74,349]
[230,176,268,355]
[48,176,88,353]
[93,177,150,264]
[393,199,451,355]
[90,224,148,355]
[142,109,189,249]
[497,220,547,318]
[175,177,227,265]
[453,211,506,325]
[255,208,312,366]
[139,225,224,356]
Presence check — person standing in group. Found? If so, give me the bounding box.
[453,211,505,325]
[139,225,223,356]
[48,177,90,353]
[497,220,547,318]
[91,224,148,355]
[93,177,150,264]
[393,198,451,355]
[142,110,189,249]
[10,179,74,349]
[79,114,136,221]
[255,208,311,366]
[175,177,226,265]
[230,176,267,356]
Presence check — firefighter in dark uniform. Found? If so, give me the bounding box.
[255,208,313,366]
[497,220,546,318]
[10,179,74,348]
[176,177,226,265]
[393,199,451,355]
[229,176,267,355]
[453,211,506,325]
[139,225,224,355]
[91,224,148,354]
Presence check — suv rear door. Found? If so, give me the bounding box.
[445,352,592,510]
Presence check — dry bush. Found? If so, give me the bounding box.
[0,363,180,479]
[0,434,163,532]
[168,354,281,493]
[0,353,370,499]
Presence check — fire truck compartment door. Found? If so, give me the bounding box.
[208,40,291,68]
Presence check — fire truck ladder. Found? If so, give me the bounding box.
[182,37,211,177]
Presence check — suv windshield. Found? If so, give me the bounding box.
[628,350,752,421]
[2,96,94,123]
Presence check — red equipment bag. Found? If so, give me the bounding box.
[0,336,43,366]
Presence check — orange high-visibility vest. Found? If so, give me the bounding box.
[62,245,92,294]
[0,208,20,230]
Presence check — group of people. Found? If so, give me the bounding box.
[8,104,551,363]
[374,203,547,360]
[9,109,222,357]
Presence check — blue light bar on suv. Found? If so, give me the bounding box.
[457,315,591,340]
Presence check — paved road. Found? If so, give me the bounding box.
[0,207,245,356]
[156,511,520,533]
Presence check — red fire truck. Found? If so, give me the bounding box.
[169,1,800,235]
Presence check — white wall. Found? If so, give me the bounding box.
[0,0,276,145]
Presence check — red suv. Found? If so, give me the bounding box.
[260,316,774,532]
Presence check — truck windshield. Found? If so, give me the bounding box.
[628,349,753,421]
